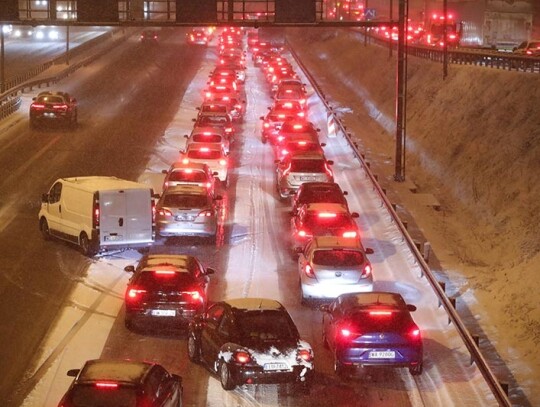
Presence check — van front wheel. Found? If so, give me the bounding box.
[79,233,96,257]
[40,218,50,240]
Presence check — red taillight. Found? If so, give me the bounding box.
[95,382,118,389]
[154,270,176,276]
[362,263,372,277]
[93,200,100,228]
[31,103,45,110]
[187,291,204,302]
[219,159,227,166]
[53,104,68,110]
[281,149,289,156]
[263,123,270,128]
[342,231,357,238]
[158,209,173,217]
[297,349,313,362]
[369,310,392,316]
[205,92,212,98]
[197,209,213,217]
[409,325,421,340]
[234,351,251,364]
[225,127,233,133]
[297,112,305,117]
[293,124,303,130]
[298,229,308,238]
[206,182,212,188]
[304,264,315,278]
[164,181,169,188]
[318,212,336,218]
[126,288,146,301]
[182,158,189,164]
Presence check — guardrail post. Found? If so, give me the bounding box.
[423,242,431,263]
[438,281,446,308]
[499,382,509,396]
[471,334,480,365]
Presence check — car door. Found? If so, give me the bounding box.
[46,181,64,236]
[144,365,177,407]
[200,304,225,367]
[325,302,343,351]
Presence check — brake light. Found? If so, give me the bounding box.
[234,351,251,364]
[369,310,392,316]
[53,104,68,110]
[183,168,193,173]
[206,182,212,188]
[200,147,210,152]
[283,102,292,108]
[342,231,357,238]
[298,229,308,238]
[31,103,45,110]
[203,132,212,136]
[298,141,307,146]
[95,382,118,389]
[225,127,233,133]
[281,149,289,156]
[278,114,286,119]
[304,264,315,278]
[297,349,313,362]
[297,111,305,117]
[293,124,303,130]
[158,209,173,217]
[277,135,285,142]
[151,199,156,222]
[93,201,100,228]
[362,263,372,277]
[182,158,189,164]
[126,288,146,301]
[318,212,336,218]
[263,123,270,128]
[197,209,213,217]
[154,270,176,276]
[410,328,421,338]
[164,181,169,188]
[219,159,227,166]
[300,99,306,105]
[187,291,204,302]
[205,92,212,98]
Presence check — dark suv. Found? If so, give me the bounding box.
[29,91,78,129]
[187,298,314,393]
[291,182,349,215]
[124,254,215,331]
[58,359,183,406]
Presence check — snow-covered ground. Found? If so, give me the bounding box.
[286,28,539,406]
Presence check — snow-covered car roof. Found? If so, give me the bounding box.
[225,298,283,311]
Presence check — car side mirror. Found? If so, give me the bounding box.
[124,265,135,273]
[184,134,189,139]
[351,212,359,218]
[365,248,374,255]
[267,106,271,110]
[196,107,201,110]
[192,118,196,122]
[206,267,216,275]
[320,143,326,147]
[316,128,321,132]
[212,171,219,176]
[161,169,167,174]
[259,116,264,120]
[71,98,77,103]
[32,97,37,101]
[327,160,334,165]
[343,191,348,196]
[294,246,304,254]
[407,304,417,312]
[152,193,160,199]
[66,369,80,377]
[179,149,185,154]
[172,374,182,385]
[41,193,49,203]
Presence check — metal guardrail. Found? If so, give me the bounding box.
[287,39,513,407]
[0,29,128,121]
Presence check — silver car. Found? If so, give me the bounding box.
[297,236,374,304]
[276,153,334,199]
[156,185,222,242]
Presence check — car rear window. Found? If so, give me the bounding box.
[192,134,222,143]
[290,159,326,173]
[197,116,230,126]
[298,189,345,205]
[169,170,207,183]
[70,384,137,407]
[163,194,209,208]
[135,270,197,289]
[347,310,411,333]
[304,213,353,231]
[237,311,297,341]
[187,149,222,159]
[37,96,64,103]
[313,249,364,267]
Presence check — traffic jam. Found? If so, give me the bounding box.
[28,26,496,407]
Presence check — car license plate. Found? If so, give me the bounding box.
[104,235,123,241]
[44,112,56,118]
[300,176,315,181]
[263,363,289,371]
[369,351,395,359]
[151,309,176,317]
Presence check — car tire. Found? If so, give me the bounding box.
[187,335,201,364]
[219,361,236,390]
[39,218,51,240]
[79,233,96,257]
[409,362,423,376]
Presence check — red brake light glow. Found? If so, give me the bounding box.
[342,231,357,238]
[318,212,337,218]
[154,270,176,276]
[219,159,227,166]
[304,264,315,278]
[297,349,313,361]
[293,124,303,130]
[127,288,146,299]
[369,310,393,316]
[234,351,251,364]
[95,382,118,389]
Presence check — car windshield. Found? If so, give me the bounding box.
[70,384,137,407]
[168,170,208,183]
[136,270,196,289]
[290,159,326,173]
[237,310,297,341]
[313,249,364,267]
[187,149,222,159]
[162,194,209,208]
[197,116,230,126]
[192,134,222,143]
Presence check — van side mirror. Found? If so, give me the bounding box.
[41,193,49,203]
[124,265,135,273]
[365,248,374,255]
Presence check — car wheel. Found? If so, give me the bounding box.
[409,362,423,376]
[219,361,236,390]
[124,316,134,330]
[39,218,50,240]
[79,233,96,257]
[187,335,201,364]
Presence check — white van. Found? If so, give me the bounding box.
[38,177,155,256]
